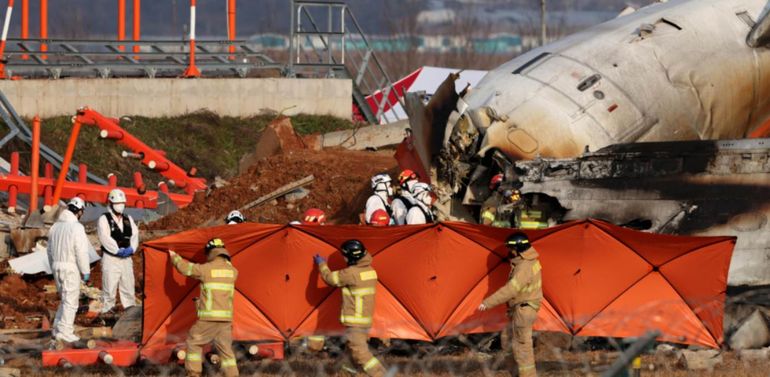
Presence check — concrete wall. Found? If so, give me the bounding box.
[0,78,352,119]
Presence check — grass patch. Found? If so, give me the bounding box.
[0,111,356,190]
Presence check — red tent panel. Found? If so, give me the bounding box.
[231,228,339,336]
[577,273,718,348]
[374,225,501,337]
[142,220,733,350]
[296,224,429,256]
[293,282,432,341]
[143,288,199,349]
[231,292,285,341]
[535,223,652,330]
[593,221,731,267]
[659,241,733,345]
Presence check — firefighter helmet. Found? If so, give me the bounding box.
[302,208,327,225]
[489,173,504,191]
[67,197,85,213]
[370,209,390,226]
[340,239,367,266]
[205,238,230,260]
[397,169,419,190]
[108,188,127,204]
[225,210,245,224]
[370,173,393,196]
[506,232,531,253]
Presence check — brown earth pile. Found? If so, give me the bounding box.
[0,274,56,329]
[148,148,398,230]
[0,250,145,330]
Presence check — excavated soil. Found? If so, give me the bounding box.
[148,148,398,230]
[0,251,144,330]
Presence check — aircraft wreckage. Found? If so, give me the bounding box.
[399,0,770,286]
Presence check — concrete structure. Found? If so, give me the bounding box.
[320,120,409,150]
[0,78,352,119]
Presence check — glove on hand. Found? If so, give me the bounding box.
[313,254,327,265]
[83,273,90,283]
[117,248,133,258]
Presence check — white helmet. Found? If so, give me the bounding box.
[371,173,393,196]
[225,210,245,224]
[67,197,85,212]
[412,183,433,205]
[108,188,127,204]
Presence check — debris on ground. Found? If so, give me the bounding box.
[111,306,142,342]
[678,349,723,371]
[9,229,46,255]
[239,116,320,175]
[729,309,770,350]
[149,149,397,229]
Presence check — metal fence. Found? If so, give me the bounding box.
[2,38,282,79]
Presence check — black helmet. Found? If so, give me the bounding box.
[340,239,367,266]
[506,232,531,253]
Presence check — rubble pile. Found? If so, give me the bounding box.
[149,148,397,229]
[0,274,55,329]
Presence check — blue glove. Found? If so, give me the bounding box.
[83,274,90,283]
[117,248,133,258]
[313,254,326,265]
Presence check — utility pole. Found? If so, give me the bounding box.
[540,0,547,46]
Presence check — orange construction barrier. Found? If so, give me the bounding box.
[141,220,734,356]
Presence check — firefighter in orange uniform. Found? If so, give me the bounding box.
[313,240,386,377]
[479,232,542,377]
[169,238,239,377]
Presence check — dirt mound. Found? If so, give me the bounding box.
[0,274,56,329]
[149,148,398,230]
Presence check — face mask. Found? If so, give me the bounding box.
[387,186,394,197]
[112,203,126,214]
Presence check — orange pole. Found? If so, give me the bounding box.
[29,115,40,214]
[0,0,15,79]
[51,120,82,208]
[21,0,27,59]
[39,0,46,60]
[132,0,140,56]
[118,0,126,51]
[227,0,235,59]
[182,0,200,77]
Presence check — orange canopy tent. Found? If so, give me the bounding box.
[141,220,733,360]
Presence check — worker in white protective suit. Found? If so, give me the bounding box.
[364,173,394,225]
[406,183,436,225]
[391,169,420,225]
[47,197,91,343]
[97,189,139,314]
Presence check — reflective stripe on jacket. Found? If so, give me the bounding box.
[483,247,543,310]
[171,248,238,322]
[319,254,377,328]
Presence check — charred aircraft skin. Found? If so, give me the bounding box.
[401,0,770,286]
[514,138,770,286]
[411,0,770,199]
[466,0,770,160]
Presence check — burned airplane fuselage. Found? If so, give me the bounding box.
[401,0,770,285]
[422,0,770,202]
